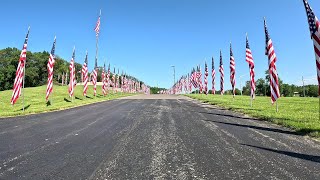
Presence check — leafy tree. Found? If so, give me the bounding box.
[242,81,251,96]
[256,78,266,96]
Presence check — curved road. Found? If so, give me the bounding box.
[0,95,319,179]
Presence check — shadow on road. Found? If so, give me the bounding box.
[198,111,256,120]
[241,144,320,164]
[202,119,299,136]
[200,112,320,136]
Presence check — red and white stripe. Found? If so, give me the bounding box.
[188,74,192,93]
[264,19,280,104]
[204,63,208,95]
[102,66,106,96]
[112,73,116,91]
[121,75,124,91]
[212,57,215,95]
[107,66,110,89]
[46,37,56,101]
[246,34,256,99]
[303,0,320,96]
[198,66,203,93]
[82,52,88,96]
[11,28,29,105]
[94,11,101,37]
[219,51,224,95]
[230,43,236,97]
[116,74,120,90]
[92,69,97,96]
[68,48,76,98]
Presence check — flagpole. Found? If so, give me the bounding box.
[22,55,26,112]
[51,36,56,106]
[21,26,31,111]
[94,10,101,98]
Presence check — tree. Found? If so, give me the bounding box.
[255,78,266,96]
[242,81,251,96]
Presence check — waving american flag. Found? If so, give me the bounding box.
[246,34,256,99]
[230,43,236,97]
[212,57,215,95]
[302,0,320,96]
[11,27,30,105]
[264,18,280,104]
[219,50,224,95]
[68,47,76,98]
[46,37,56,101]
[82,51,89,96]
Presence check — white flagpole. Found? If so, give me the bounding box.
[22,26,30,112]
[22,56,26,112]
[94,10,101,97]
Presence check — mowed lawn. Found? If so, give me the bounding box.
[186,94,320,137]
[0,85,132,117]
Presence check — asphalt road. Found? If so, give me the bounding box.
[0,94,320,179]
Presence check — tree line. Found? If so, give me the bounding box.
[241,70,317,97]
[191,70,318,97]
[0,47,143,91]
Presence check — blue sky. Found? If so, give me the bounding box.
[1,0,319,89]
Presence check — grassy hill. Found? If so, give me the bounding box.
[0,85,132,117]
[186,94,319,137]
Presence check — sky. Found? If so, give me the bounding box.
[1,0,320,89]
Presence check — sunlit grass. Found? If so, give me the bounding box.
[186,94,320,137]
[0,85,133,117]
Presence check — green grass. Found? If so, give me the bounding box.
[0,85,133,117]
[186,94,320,137]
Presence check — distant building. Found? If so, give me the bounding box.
[293,92,300,97]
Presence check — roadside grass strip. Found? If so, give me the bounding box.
[186,94,319,137]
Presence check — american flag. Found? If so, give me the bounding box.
[246,34,256,99]
[92,68,97,96]
[94,10,101,37]
[11,27,30,105]
[121,73,124,91]
[302,0,320,96]
[219,50,224,95]
[184,76,188,92]
[212,57,216,95]
[264,18,280,104]
[46,37,56,101]
[82,51,89,96]
[197,66,203,93]
[116,69,120,90]
[107,64,110,88]
[191,68,197,88]
[230,43,236,97]
[112,67,116,91]
[68,47,76,98]
[204,62,208,95]
[102,63,107,96]
[188,73,192,93]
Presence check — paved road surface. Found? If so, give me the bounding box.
[0,94,320,179]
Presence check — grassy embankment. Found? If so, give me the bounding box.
[186,94,319,137]
[0,85,133,117]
